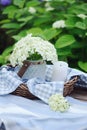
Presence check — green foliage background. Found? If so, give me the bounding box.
[0,0,87,72]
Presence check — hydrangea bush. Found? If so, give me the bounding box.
[0,0,87,72]
[9,34,58,66]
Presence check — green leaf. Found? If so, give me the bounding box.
[1,23,20,29]
[0,19,10,24]
[12,35,22,41]
[12,30,27,40]
[26,0,39,7]
[0,56,4,64]
[75,22,87,30]
[2,5,17,14]
[34,16,51,26]
[13,0,25,8]
[2,5,18,18]
[70,42,84,49]
[14,8,27,19]
[18,30,27,37]
[69,28,85,37]
[18,16,33,22]
[27,28,43,36]
[55,35,75,48]
[0,46,14,64]
[41,28,61,40]
[65,0,75,4]
[13,28,43,40]
[58,47,72,56]
[79,3,87,12]
[68,4,87,14]
[78,61,87,72]
[65,17,78,28]
[2,46,13,56]
[5,29,17,34]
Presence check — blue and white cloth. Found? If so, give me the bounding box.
[0,67,22,95]
[27,78,64,103]
[0,65,87,103]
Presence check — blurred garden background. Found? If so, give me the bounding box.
[0,0,87,72]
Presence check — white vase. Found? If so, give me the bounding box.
[51,61,68,82]
[18,60,46,80]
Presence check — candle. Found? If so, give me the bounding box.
[51,61,68,82]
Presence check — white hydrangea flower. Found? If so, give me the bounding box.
[77,14,87,19]
[52,20,66,29]
[28,7,36,14]
[48,93,70,112]
[9,34,58,66]
[45,2,54,11]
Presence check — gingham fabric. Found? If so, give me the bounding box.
[45,65,53,82]
[26,78,64,103]
[0,65,87,103]
[0,67,22,95]
[0,65,64,103]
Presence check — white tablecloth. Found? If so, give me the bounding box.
[0,94,87,130]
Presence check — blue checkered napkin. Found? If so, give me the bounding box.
[0,68,22,95]
[45,65,53,82]
[26,78,64,103]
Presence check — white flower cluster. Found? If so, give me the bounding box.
[45,2,54,11]
[77,14,87,20]
[9,34,58,66]
[28,7,36,14]
[48,93,70,112]
[52,20,66,29]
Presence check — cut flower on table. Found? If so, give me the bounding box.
[48,93,70,112]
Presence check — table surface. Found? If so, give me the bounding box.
[0,94,87,130]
